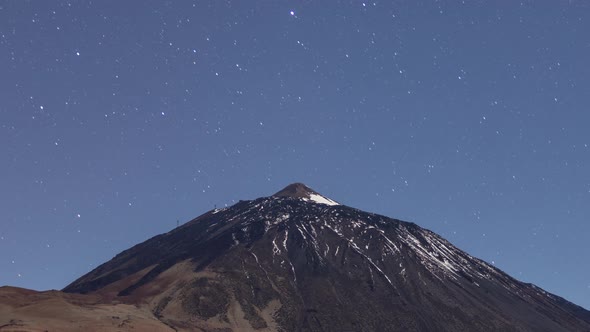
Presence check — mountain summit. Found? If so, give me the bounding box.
[273,182,319,198]
[3,184,589,331]
[273,182,339,206]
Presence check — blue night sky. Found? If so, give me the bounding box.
[1,1,589,309]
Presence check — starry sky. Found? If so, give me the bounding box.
[1,1,589,309]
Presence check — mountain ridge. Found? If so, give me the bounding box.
[60,184,590,331]
[2,183,589,331]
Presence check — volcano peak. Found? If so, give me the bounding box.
[273,182,339,206]
[273,182,315,198]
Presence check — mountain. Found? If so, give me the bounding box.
[2,183,590,331]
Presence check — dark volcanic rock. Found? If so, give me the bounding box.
[63,183,590,332]
[273,182,321,199]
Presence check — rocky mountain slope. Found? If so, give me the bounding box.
[3,183,590,331]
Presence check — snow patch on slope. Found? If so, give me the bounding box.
[305,193,339,206]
